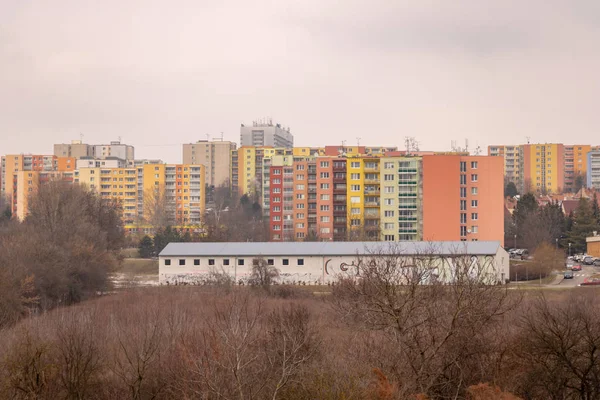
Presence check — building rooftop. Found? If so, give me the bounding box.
[159,241,503,257]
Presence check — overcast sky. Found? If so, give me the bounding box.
[1,0,599,163]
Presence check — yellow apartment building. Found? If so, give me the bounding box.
[346,157,380,239]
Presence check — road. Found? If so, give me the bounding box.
[555,265,598,287]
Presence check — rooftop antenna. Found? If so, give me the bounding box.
[356,137,361,147]
[526,136,531,144]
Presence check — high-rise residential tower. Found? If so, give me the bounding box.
[240,120,293,148]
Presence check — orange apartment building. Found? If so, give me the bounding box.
[1,155,76,220]
[422,155,504,244]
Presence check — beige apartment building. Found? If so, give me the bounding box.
[183,140,237,188]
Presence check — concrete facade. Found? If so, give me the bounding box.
[182,141,237,188]
[158,241,510,285]
[240,121,293,148]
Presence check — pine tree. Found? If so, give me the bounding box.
[592,192,600,225]
[566,198,599,253]
[138,235,155,258]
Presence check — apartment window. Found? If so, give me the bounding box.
[384,186,394,193]
[273,169,281,175]
[351,208,361,215]
[320,172,330,178]
[384,162,394,169]
[384,210,395,217]
[273,206,281,212]
[296,213,305,219]
[268,259,274,266]
[460,161,467,172]
[298,259,304,266]
[351,162,360,168]
[296,203,305,209]
[296,164,305,170]
[179,259,185,266]
[472,213,478,220]
[164,259,171,266]
[384,223,394,230]
[471,226,478,234]
[209,259,215,266]
[460,213,467,224]
[283,259,289,266]
[351,173,360,180]
[460,187,467,198]
[321,216,330,223]
[384,174,394,181]
[320,183,330,189]
[296,222,305,228]
[296,174,304,180]
[471,174,478,182]
[460,226,467,237]
[320,228,331,234]
[273,216,281,221]
[470,161,478,169]
[471,187,478,195]
[460,174,467,185]
[471,200,478,208]
[194,259,200,266]
[384,198,394,206]
[351,219,361,226]
[238,259,244,266]
[320,161,330,168]
[384,235,395,241]
[296,193,305,200]
[320,194,330,201]
[272,178,281,184]
[273,197,281,203]
[350,197,360,203]
[296,184,305,190]
[320,205,330,211]
[274,225,281,230]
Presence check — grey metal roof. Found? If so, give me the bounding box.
[159,241,502,257]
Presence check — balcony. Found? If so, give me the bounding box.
[398,181,418,186]
[364,190,380,196]
[398,192,417,197]
[398,204,418,210]
[398,168,418,173]
[364,201,380,207]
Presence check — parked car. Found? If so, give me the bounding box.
[564,271,574,279]
[572,265,582,272]
[593,259,600,266]
[584,256,595,265]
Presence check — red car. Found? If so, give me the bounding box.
[572,265,582,271]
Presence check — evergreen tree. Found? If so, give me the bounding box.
[513,193,538,230]
[504,182,518,198]
[566,198,599,253]
[153,226,183,255]
[592,192,600,225]
[138,235,155,258]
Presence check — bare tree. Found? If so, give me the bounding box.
[143,184,173,228]
[331,244,520,398]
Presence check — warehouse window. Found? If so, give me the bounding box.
[223,259,230,266]
[164,259,171,266]
[298,259,304,266]
[179,259,185,266]
[268,259,274,266]
[194,259,200,266]
[283,259,289,266]
[208,259,215,266]
[238,259,244,266]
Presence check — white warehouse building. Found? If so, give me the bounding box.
[158,241,509,285]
